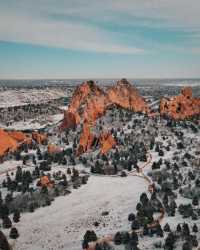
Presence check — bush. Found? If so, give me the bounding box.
[9,227,19,239]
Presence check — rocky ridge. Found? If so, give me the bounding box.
[160,87,200,119]
[60,79,149,155]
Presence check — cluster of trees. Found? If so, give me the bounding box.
[0,191,20,242]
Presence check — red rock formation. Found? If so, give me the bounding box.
[61,79,149,130]
[77,123,96,155]
[60,111,76,130]
[60,79,149,154]
[47,144,61,154]
[0,129,31,157]
[0,129,18,157]
[61,80,107,129]
[160,87,200,119]
[99,133,116,155]
[32,132,48,144]
[39,175,54,188]
[108,78,149,113]
[8,131,28,142]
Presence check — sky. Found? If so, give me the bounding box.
[0,0,200,79]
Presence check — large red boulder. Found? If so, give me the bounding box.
[160,87,200,119]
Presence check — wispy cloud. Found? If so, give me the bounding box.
[0,0,200,53]
[0,2,144,54]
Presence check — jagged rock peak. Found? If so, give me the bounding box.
[181,87,193,98]
[73,80,104,97]
[116,78,132,86]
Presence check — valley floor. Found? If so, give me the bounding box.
[11,176,146,250]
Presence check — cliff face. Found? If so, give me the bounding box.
[60,79,149,130]
[60,79,149,155]
[77,123,96,155]
[77,125,116,156]
[108,79,149,113]
[61,81,107,129]
[99,133,116,155]
[160,87,200,120]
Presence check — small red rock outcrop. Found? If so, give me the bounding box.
[32,132,48,144]
[99,133,116,155]
[0,129,31,157]
[47,144,61,154]
[77,123,96,155]
[160,87,200,119]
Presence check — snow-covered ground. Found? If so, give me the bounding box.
[0,89,68,108]
[0,113,64,131]
[9,175,146,250]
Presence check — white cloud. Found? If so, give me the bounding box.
[0,4,144,54]
[0,0,200,53]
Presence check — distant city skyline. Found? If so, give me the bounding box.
[0,1,200,79]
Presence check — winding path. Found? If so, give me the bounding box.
[85,151,165,250]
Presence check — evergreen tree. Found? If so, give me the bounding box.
[192,223,198,233]
[163,223,171,232]
[176,224,182,233]
[9,227,19,239]
[128,213,135,222]
[3,216,12,229]
[164,232,175,250]
[114,232,122,245]
[192,196,199,207]
[182,223,190,238]
[156,224,164,237]
[0,230,10,250]
[131,220,140,230]
[83,230,97,243]
[15,166,22,183]
[13,210,20,223]
[182,242,192,250]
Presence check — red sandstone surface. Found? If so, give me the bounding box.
[61,79,149,130]
[0,129,31,157]
[99,133,117,155]
[61,79,149,154]
[47,144,61,154]
[160,87,200,119]
[32,132,48,144]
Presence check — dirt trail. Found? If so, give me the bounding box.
[86,151,165,250]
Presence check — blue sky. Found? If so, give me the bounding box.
[0,0,200,79]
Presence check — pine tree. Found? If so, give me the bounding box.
[131,220,140,230]
[176,224,182,233]
[3,216,12,229]
[13,210,20,223]
[15,166,22,183]
[192,223,198,233]
[163,223,171,232]
[192,196,199,207]
[156,224,164,237]
[0,230,10,250]
[9,227,19,239]
[128,213,135,221]
[182,241,192,250]
[114,232,122,245]
[182,223,190,237]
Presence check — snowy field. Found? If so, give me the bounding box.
[9,175,147,250]
[0,88,72,108]
[0,113,64,131]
